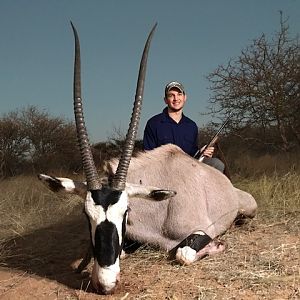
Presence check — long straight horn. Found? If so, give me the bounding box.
[111,24,157,190]
[71,21,101,191]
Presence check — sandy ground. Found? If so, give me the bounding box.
[0,211,299,300]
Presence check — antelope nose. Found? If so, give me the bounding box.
[95,281,117,295]
[93,273,120,295]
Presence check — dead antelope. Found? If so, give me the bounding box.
[39,23,257,295]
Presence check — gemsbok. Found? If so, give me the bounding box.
[39,23,257,295]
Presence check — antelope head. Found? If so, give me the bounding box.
[70,22,163,294]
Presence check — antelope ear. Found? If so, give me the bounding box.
[38,174,87,199]
[125,183,177,201]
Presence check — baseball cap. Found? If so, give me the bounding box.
[165,81,185,96]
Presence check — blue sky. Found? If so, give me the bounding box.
[1,1,299,142]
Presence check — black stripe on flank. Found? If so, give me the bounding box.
[91,189,122,210]
[94,220,121,267]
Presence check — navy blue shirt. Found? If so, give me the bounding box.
[143,107,199,156]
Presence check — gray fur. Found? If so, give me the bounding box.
[106,144,257,251]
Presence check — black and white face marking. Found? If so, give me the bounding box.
[85,187,128,294]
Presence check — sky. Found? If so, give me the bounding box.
[1,1,300,143]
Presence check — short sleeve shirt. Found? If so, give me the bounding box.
[143,107,198,156]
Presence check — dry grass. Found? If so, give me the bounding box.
[0,175,83,266]
[232,152,300,178]
[119,217,300,299]
[0,176,82,239]
[234,170,300,216]
[0,170,299,299]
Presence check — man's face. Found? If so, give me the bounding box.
[164,88,187,112]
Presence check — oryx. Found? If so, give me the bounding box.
[39,23,257,295]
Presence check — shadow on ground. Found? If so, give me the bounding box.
[2,208,93,292]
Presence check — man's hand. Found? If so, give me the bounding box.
[200,145,214,158]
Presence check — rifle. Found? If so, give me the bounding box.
[194,112,232,162]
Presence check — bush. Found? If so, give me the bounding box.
[0,106,81,177]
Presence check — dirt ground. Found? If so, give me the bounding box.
[0,211,299,300]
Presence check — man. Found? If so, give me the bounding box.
[143,81,224,172]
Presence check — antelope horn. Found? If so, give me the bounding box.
[71,21,101,191]
[111,23,157,190]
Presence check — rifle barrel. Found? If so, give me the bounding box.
[194,112,232,159]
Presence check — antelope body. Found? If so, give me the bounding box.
[107,144,257,250]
